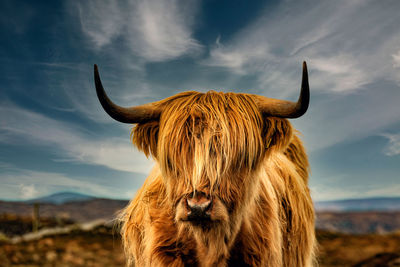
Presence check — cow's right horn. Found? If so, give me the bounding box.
[254,61,310,119]
[94,64,161,123]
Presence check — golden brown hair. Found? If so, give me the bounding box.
[120,91,316,266]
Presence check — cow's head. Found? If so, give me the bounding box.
[94,63,309,235]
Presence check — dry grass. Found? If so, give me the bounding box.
[317,230,400,266]
[0,228,125,267]
[1,228,400,266]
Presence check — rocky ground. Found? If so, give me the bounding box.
[1,226,400,266]
[316,211,400,234]
[1,213,400,266]
[1,197,399,266]
[317,230,400,267]
[0,226,125,267]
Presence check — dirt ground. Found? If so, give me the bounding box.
[0,229,125,267]
[317,230,400,267]
[1,229,400,266]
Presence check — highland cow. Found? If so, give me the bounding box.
[94,62,316,267]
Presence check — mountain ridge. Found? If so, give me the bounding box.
[25,192,96,205]
[1,192,399,211]
[315,197,400,211]
[21,192,400,211]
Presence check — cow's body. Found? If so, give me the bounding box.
[94,63,316,267]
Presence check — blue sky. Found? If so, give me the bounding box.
[1,0,399,201]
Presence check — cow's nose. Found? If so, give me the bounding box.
[186,192,212,219]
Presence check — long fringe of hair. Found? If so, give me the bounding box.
[119,91,316,266]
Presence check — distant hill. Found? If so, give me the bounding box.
[11,193,400,211]
[0,198,128,223]
[316,211,400,234]
[315,197,400,211]
[0,192,129,223]
[26,192,96,205]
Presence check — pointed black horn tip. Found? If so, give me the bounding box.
[302,61,308,72]
[93,64,102,87]
[301,61,309,86]
[293,61,309,118]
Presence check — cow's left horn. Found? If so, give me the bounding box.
[254,61,310,118]
[94,65,161,123]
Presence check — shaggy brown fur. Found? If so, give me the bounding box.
[120,91,316,266]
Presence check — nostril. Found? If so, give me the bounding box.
[185,191,213,220]
[187,198,211,211]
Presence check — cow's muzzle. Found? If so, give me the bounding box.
[186,192,212,221]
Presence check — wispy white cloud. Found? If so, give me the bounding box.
[381,133,400,156]
[61,0,203,124]
[129,0,202,61]
[60,0,400,156]
[76,1,125,48]
[200,0,400,152]
[362,184,400,198]
[74,0,202,62]
[311,184,400,201]
[64,139,153,174]
[205,36,271,74]
[310,174,354,201]
[0,104,153,174]
[297,80,400,152]
[311,55,371,93]
[204,0,400,96]
[19,184,39,199]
